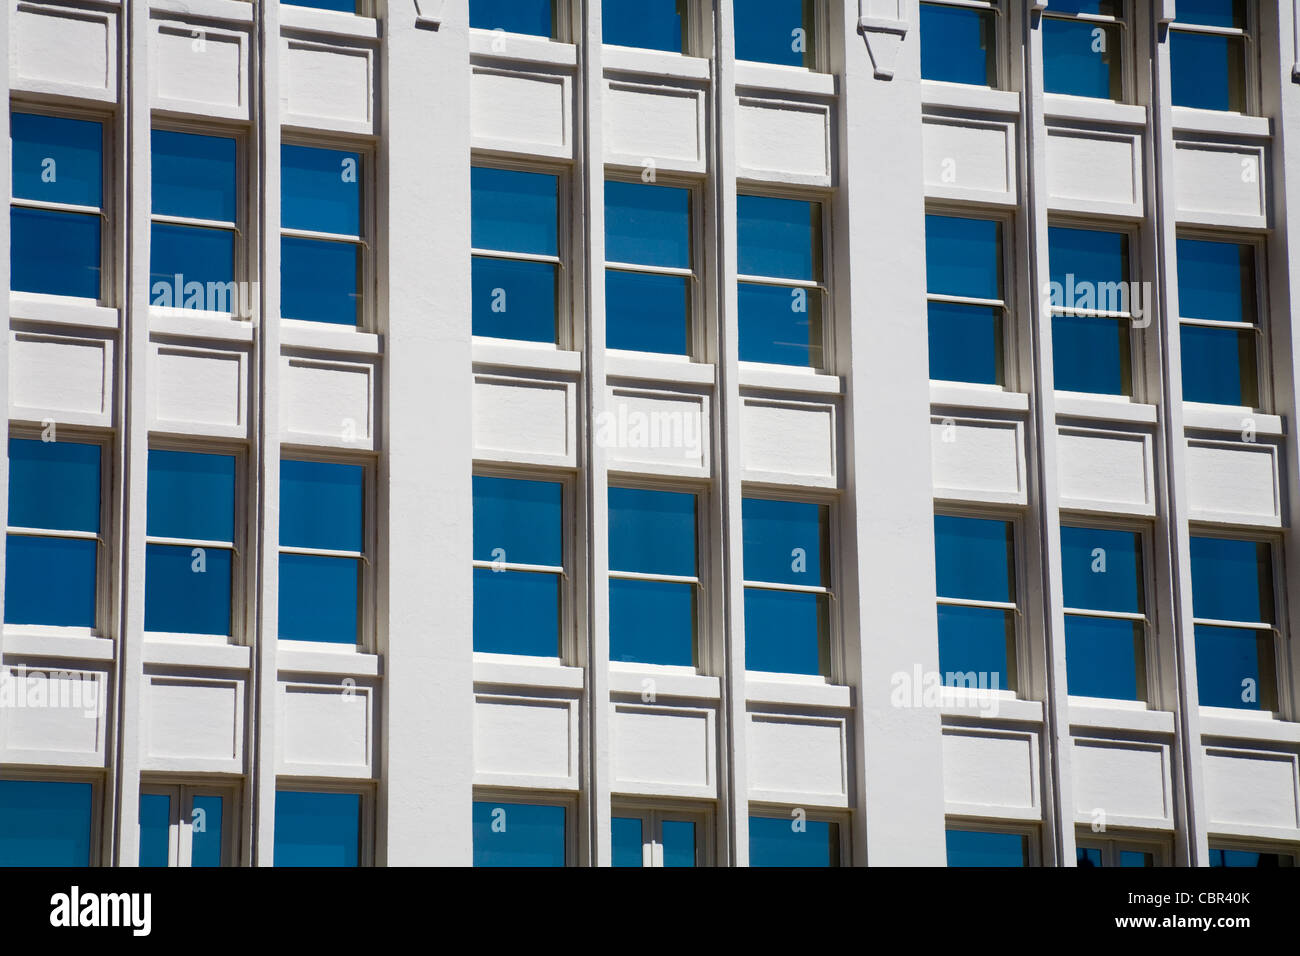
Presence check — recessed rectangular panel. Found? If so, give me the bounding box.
[11,333,110,417]
[474,695,573,780]
[1072,738,1170,821]
[1175,143,1265,220]
[14,2,114,95]
[472,68,568,151]
[283,39,373,129]
[748,713,845,798]
[742,398,836,481]
[1047,129,1139,207]
[1186,440,1280,522]
[154,23,246,112]
[1,666,106,759]
[1058,428,1153,511]
[147,677,240,762]
[1204,748,1300,830]
[942,728,1037,810]
[931,417,1024,498]
[923,118,1012,196]
[282,357,374,444]
[474,375,571,461]
[605,81,701,165]
[737,99,830,179]
[613,705,713,790]
[153,346,244,430]
[280,683,370,771]
[603,389,706,471]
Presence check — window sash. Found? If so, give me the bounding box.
[1180,315,1259,332]
[145,535,236,552]
[471,247,562,267]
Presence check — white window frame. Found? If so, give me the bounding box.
[1075,832,1169,867]
[274,781,374,867]
[611,801,713,867]
[138,780,241,867]
[0,770,103,866]
[1168,1,1256,115]
[472,789,577,867]
[748,805,850,867]
[945,818,1041,866]
[918,0,1004,90]
[1041,0,1130,103]
[1207,838,1298,866]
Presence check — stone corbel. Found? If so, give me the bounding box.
[858,0,908,80]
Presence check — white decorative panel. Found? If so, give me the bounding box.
[1046,129,1141,209]
[931,416,1025,501]
[922,117,1013,197]
[153,21,248,115]
[1205,748,1300,831]
[10,332,111,419]
[0,665,106,760]
[474,374,573,464]
[1186,439,1281,523]
[1174,142,1266,221]
[605,81,703,168]
[282,37,374,130]
[942,727,1038,811]
[146,677,241,763]
[474,694,575,783]
[281,356,375,446]
[1072,738,1170,821]
[471,67,570,153]
[280,682,372,772]
[603,388,707,473]
[613,704,714,792]
[13,2,116,98]
[737,98,831,180]
[748,713,847,800]
[1058,427,1154,513]
[741,397,837,483]
[152,345,245,432]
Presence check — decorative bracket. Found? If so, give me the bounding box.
[413,0,442,30]
[858,16,908,80]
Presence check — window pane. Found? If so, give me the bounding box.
[749,816,838,867]
[1195,624,1275,711]
[191,795,224,867]
[1190,537,1273,623]
[284,0,357,10]
[472,257,557,343]
[946,829,1027,867]
[4,535,97,627]
[738,282,823,367]
[144,544,232,636]
[279,554,359,644]
[274,791,360,867]
[472,801,566,866]
[1049,226,1127,290]
[738,196,819,281]
[281,237,360,326]
[470,0,553,37]
[734,0,812,67]
[0,780,92,866]
[609,578,695,666]
[1077,846,1104,866]
[605,181,690,268]
[1051,1,1123,14]
[1210,848,1290,867]
[612,817,643,867]
[928,302,1003,385]
[1052,314,1130,395]
[1044,19,1121,99]
[11,208,101,298]
[1177,239,1255,323]
[937,604,1015,690]
[139,793,171,866]
[281,460,364,553]
[744,588,827,676]
[11,113,102,206]
[608,487,695,575]
[147,449,235,542]
[1177,0,1246,29]
[662,820,697,867]
[606,270,690,355]
[1181,325,1257,407]
[1121,850,1154,867]
[1064,615,1144,700]
[473,476,562,567]
[281,145,360,235]
[743,498,826,586]
[150,223,236,306]
[471,167,557,256]
[934,515,1014,603]
[925,215,1001,300]
[605,0,685,52]
[8,438,100,532]
[1060,526,1143,614]
[152,130,237,222]
[1171,32,1246,112]
[920,3,996,86]
[473,568,560,656]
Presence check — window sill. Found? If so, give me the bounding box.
[281,319,382,356]
[739,363,843,395]
[1043,94,1146,127]
[474,654,584,691]
[1199,709,1300,745]
[940,692,1043,723]
[143,637,251,671]
[746,674,849,709]
[153,0,252,25]
[735,62,836,98]
[921,83,1020,117]
[930,382,1029,413]
[473,338,582,375]
[277,641,381,678]
[470,30,577,68]
[603,47,710,82]
[611,665,720,701]
[1068,699,1176,735]
[2,629,114,662]
[11,292,118,330]
[150,308,256,343]
[1055,393,1158,426]
[606,352,715,387]
[1183,402,1282,437]
[280,4,380,40]
[1171,108,1270,139]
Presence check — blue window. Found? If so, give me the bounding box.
[138,792,171,867]
[470,0,554,38]
[1170,1,1248,112]
[1078,840,1155,867]
[605,0,686,53]
[473,800,567,866]
[737,195,824,367]
[743,498,830,676]
[282,145,363,326]
[145,449,236,636]
[946,828,1028,867]
[1048,226,1133,395]
[1210,847,1293,867]
[11,113,104,299]
[151,130,240,314]
[283,0,358,11]
[280,460,365,645]
[934,515,1017,691]
[1190,536,1277,711]
[473,475,564,657]
[6,438,101,628]
[920,1,997,87]
[1043,2,1123,100]
[0,779,93,866]
[472,167,560,343]
[139,786,229,867]
[1177,238,1259,407]
[749,815,840,867]
[734,0,815,68]
[925,215,1004,385]
[612,809,700,867]
[608,487,697,667]
[274,790,361,866]
[1061,526,1147,701]
[605,180,693,355]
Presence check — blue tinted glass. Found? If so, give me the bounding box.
[605,181,690,268]
[11,113,102,206]
[1065,616,1143,700]
[947,829,1026,867]
[1177,0,1246,28]
[138,793,171,867]
[470,0,552,36]
[937,605,1013,689]
[472,168,557,256]
[1052,314,1129,395]
[191,795,223,867]
[1051,1,1122,13]
[606,271,690,355]
[605,0,684,51]
[744,588,825,675]
[274,791,360,867]
[8,438,101,532]
[1061,526,1142,613]
[282,238,360,326]
[1120,850,1153,867]
[473,568,560,656]
[749,817,837,867]
[282,145,360,235]
[1210,848,1286,867]
[934,515,1014,602]
[473,476,562,567]
[743,498,825,585]
[1044,19,1120,99]
[150,224,235,303]
[152,130,237,221]
[1181,326,1256,407]
[283,0,357,10]
[612,817,643,867]
[928,302,1002,384]
[4,536,97,627]
[609,578,694,666]
[1049,227,1127,289]
[920,3,994,85]
[1195,624,1270,710]
[1190,537,1272,623]
[735,0,810,67]
[0,780,92,866]
[926,216,1001,299]
[1177,239,1254,322]
[11,208,101,298]
[738,282,822,367]
[473,801,566,866]
[1077,846,1104,866]
[1171,32,1245,111]
[472,257,557,342]
[144,544,232,636]
[279,554,359,644]
[281,460,363,552]
[738,196,818,280]
[662,820,696,867]
[147,450,235,542]
[609,487,695,575]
